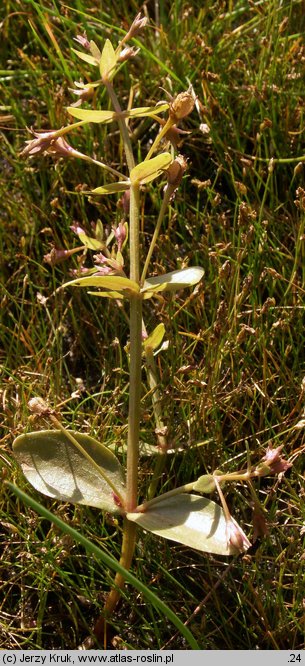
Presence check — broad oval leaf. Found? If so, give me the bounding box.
[127,494,237,555]
[91,182,130,195]
[130,153,172,185]
[62,274,140,293]
[13,430,126,512]
[142,267,204,297]
[143,323,166,352]
[100,39,117,79]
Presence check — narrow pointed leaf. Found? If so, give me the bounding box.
[91,182,130,195]
[13,430,126,512]
[130,153,172,185]
[99,39,117,78]
[142,267,204,296]
[127,494,236,555]
[71,48,98,66]
[62,274,140,293]
[143,323,166,352]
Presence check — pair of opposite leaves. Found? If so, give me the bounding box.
[13,429,239,556]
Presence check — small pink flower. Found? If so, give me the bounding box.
[21,130,88,161]
[74,33,90,50]
[20,129,61,157]
[226,517,251,554]
[262,445,292,474]
[93,253,125,276]
[119,190,130,217]
[70,223,85,236]
[113,222,127,251]
[118,47,140,63]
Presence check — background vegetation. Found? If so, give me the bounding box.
[1,0,305,650]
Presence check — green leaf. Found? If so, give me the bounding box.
[99,39,117,79]
[130,153,172,185]
[143,323,166,352]
[67,107,117,123]
[13,430,126,512]
[127,104,169,118]
[91,182,130,195]
[127,494,236,555]
[141,267,204,297]
[67,105,170,125]
[193,475,217,494]
[88,290,124,299]
[89,40,102,61]
[95,219,104,242]
[71,48,99,66]
[62,274,140,294]
[75,230,104,251]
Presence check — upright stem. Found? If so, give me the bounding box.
[95,90,142,640]
[95,186,142,641]
[94,519,137,643]
[126,183,142,511]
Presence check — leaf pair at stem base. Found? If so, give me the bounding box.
[13,430,237,556]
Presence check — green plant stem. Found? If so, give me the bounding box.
[145,117,175,161]
[126,184,142,511]
[93,519,137,641]
[141,183,174,285]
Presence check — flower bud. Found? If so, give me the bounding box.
[113,222,127,251]
[124,13,148,42]
[43,246,81,266]
[169,91,195,122]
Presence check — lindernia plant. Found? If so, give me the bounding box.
[12,14,292,643]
